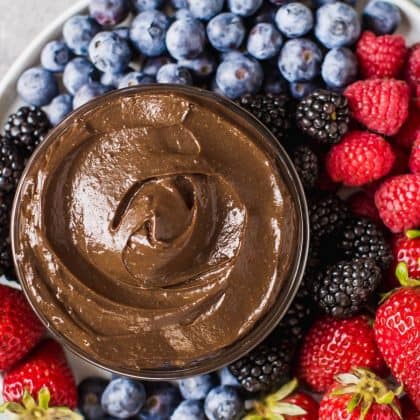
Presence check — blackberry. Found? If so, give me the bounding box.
[295,89,350,145]
[309,194,349,240]
[292,145,319,190]
[0,191,12,231]
[274,283,314,343]
[313,257,381,318]
[4,106,51,156]
[238,93,292,141]
[0,231,15,279]
[228,338,293,393]
[0,138,25,193]
[338,217,393,270]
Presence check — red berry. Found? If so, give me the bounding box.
[2,339,77,408]
[319,369,402,420]
[406,43,420,89]
[0,284,45,370]
[401,396,420,420]
[345,79,410,136]
[375,287,420,410]
[392,231,420,280]
[409,137,420,174]
[283,392,319,420]
[356,31,407,79]
[374,174,420,233]
[394,106,420,149]
[326,131,395,186]
[298,315,385,393]
[347,191,381,223]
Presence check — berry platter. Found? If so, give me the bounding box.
[0,0,420,419]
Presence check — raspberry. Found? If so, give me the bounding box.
[345,79,410,136]
[356,31,407,79]
[374,174,420,233]
[409,137,420,174]
[405,43,420,88]
[326,131,395,186]
[347,191,381,223]
[394,106,420,149]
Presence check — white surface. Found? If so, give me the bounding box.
[0,0,419,396]
[0,0,75,79]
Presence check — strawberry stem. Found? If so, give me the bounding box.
[405,230,420,239]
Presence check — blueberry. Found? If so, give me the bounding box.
[142,56,172,76]
[179,51,216,78]
[275,2,314,38]
[178,374,217,400]
[218,367,240,387]
[322,47,357,88]
[63,15,101,56]
[253,3,277,24]
[114,26,131,40]
[101,378,146,419]
[186,0,224,21]
[118,71,154,88]
[89,0,130,26]
[17,67,58,106]
[46,94,73,125]
[315,2,361,49]
[264,71,289,95]
[63,57,98,95]
[40,40,71,73]
[289,80,320,99]
[219,50,244,62]
[131,0,163,12]
[207,13,246,53]
[73,82,112,108]
[130,10,170,56]
[139,383,181,420]
[101,66,135,86]
[171,0,188,8]
[216,55,263,99]
[314,0,356,6]
[171,400,205,420]
[228,0,263,17]
[89,31,132,74]
[166,18,205,60]
[278,38,323,82]
[363,0,401,35]
[247,23,282,60]
[175,8,195,20]
[156,63,192,84]
[204,386,244,420]
[78,377,109,420]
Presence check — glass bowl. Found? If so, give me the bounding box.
[11,85,309,380]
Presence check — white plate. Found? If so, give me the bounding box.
[0,0,419,390]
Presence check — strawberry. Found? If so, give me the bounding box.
[319,368,403,420]
[244,379,318,420]
[392,230,420,280]
[374,266,420,410]
[356,31,407,79]
[298,315,385,393]
[0,284,45,371]
[401,397,420,420]
[2,339,77,408]
[0,387,81,419]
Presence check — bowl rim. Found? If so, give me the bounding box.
[11,84,310,380]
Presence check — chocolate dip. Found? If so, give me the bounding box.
[13,86,302,373]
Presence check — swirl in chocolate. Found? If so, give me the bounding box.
[14,88,298,371]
